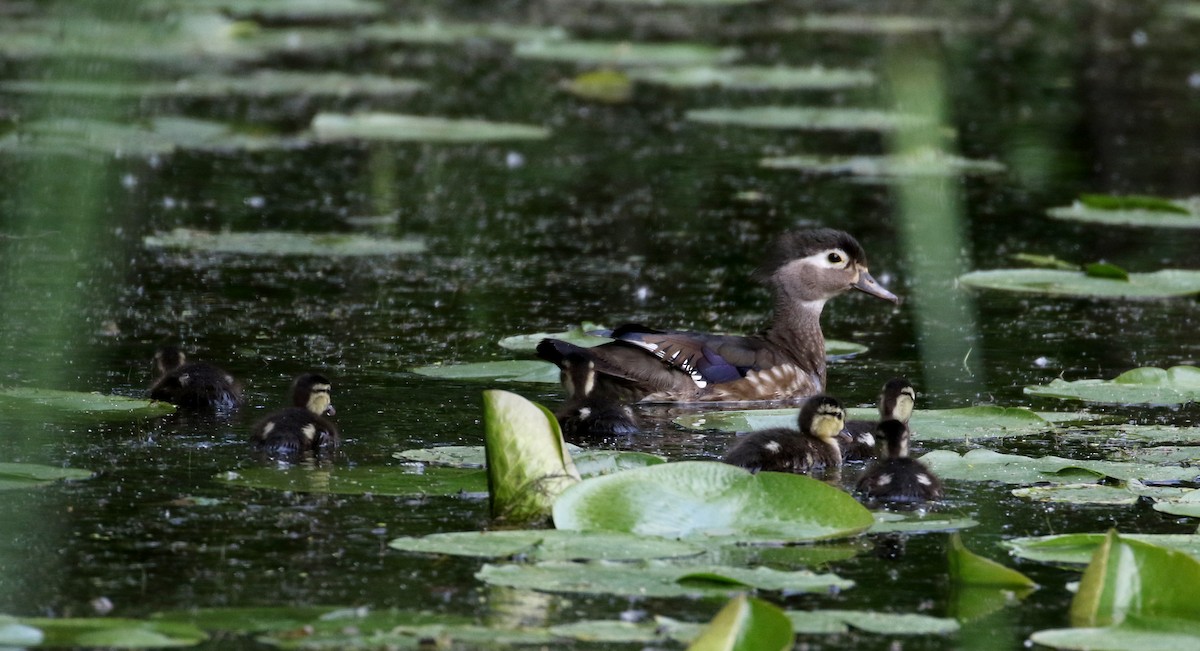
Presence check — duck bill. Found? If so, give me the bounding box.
[853,270,900,304]
[324,404,337,417]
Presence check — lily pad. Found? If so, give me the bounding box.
[1006,533,1200,566]
[408,360,559,383]
[215,466,487,497]
[0,71,425,99]
[515,40,743,67]
[559,69,634,103]
[793,14,958,34]
[686,106,931,132]
[1152,490,1200,518]
[762,150,1005,178]
[15,617,206,648]
[573,450,666,476]
[1047,196,1200,229]
[1025,366,1200,405]
[144,228,425,257]
[150,607,343,634]
[949,533,1036,589]
[498,323,611,352]
[676,406,1052,441]
[360,20,567,45]
[0,388,175,419]
[0,117,294,157]
[868,512,979,534]
[483,389,580,524]
[1031,620,1200,651]
[920,449,1198,484]
[393,445,491,468]
[388,529,703,561]
[0,462,94,491]
[689,595,793,651]
[312,112,550,142]
[476,560,853,598]
[553,461,874,542]
[787,610,960,635]
[143,0,385,21]
[1070,531,1200,627]
[958,268,1200,298]
[1011,483,1139,506]
[628,65,874,90]
[1063,425,1200,444]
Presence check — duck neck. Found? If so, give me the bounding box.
[763,295,827,385]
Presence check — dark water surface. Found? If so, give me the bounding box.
[2,0,1200,648]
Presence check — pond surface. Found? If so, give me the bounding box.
[2,0,1200,648]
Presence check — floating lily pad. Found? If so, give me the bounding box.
[1152,490,1200,518]
[761,150,1006,178]
[388,529,703,561]
[919,449,1198,484]
[360,20,567,45]
[794,14,957,34]
[144,228,426,257]
[1012,483,1139,505]
[515,40,742,67]
[868,512,979,534]
[553,461,874,542]
[629,65,874,90]
[1031,621,1200,651]
[15,617,207,648]
[0,71,425,99]
[497,323,611,352]
[143,0,385,21]
[1006,533,1200,566]
[408,360,559,383]
[0,388,175,420]
[676,406,1052,441]
[256,611,549,649]
[476,560,853,598]
[215,466,487,497]
[0,462,94,491]
[1047,195,1200,229]
[949,533,1036,589]
[150,607,344,634]
[958,268,1200,298]
[1025,367,1200,405]
[483,389,580,523]
[312,112,550,142]
[690,595,793,651]
[393,445,490,468]
[1064,425,1200,444]
[573,450,666,476]
[686,106,931,132]
[559,69,633,103]
[788,610,960,635]
[0,117,293,158]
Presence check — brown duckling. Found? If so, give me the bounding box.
[537,229,898,403]
[148,346,242,413]
[841,378,915,462]
[723,395,845,474]
[856,419,941,505]
[555,352,641,439]
[250,373,339,456]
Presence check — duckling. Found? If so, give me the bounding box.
[856,419,941,505]
[555,352,641,439]
[536,229,897,403]
[723,395,845,474]
[148,346,242,413]
[250,373,339,456]
[841,378,916,462]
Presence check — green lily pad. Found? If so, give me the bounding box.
[476,560,852,598]
[1025,366,1200,404]
[573,450,666,476]
[1011,483,1139,505]
[793,14,958,34]
[949,533,1036,588]
[553,461,874,542]
[762,150,1005,178]
[215,466,487,497]
[1152,490,1200,518]
[387,529,703,561]
[498,323,611,352]
[16,617,206,648]
[360,20,567,45]
[483,390,580,524]
[628,65,874,90]
[689,595,793,651]
[150,607,343,634]
[0,388,175,420]
[686,106,931,132]
[143,0,385,21]
[258,614,551,649]
[0,71,425,99]
[514,40,742,67]
[1047,195,1200,228]
[920,449,1197,484]
[144,228,425,257]
[1064,425,1200,444]
[868,512,979,534]
[958,268,1200,298]
[787,610,960,635]
[1006,533,1200,566]
[544,619,679,645]
[393,445,491,468]
[559,69,633,103]
[1070,531,1200,627]
[1031,620,1200,651]
[1012,252,1081,270]
[408,360,559,383]
[676,406,1052,441]
[0,117,294,157]
[312,112,550,142]
[0,462,94,491]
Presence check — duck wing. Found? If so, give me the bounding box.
[603,324,772,387]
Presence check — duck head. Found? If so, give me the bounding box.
[759,229,899,306]
[798,394,846,442]
[292,373,336,417]
[879,378,916,423]
[153,346,186,375]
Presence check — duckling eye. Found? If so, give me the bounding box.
[827,252,843,265]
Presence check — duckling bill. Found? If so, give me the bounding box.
[841,378,915,462]
[555,352,640,439]
[856,419,941,505]
[723,395,844,474]
[251,373,340,456]
[537,229,898,403]
[148,346,242,413]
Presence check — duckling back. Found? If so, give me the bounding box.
[855,419,941,505]
[723,394,843,474]
[251,373,340,456]
[554,352,640,439]
[148,346,242,413]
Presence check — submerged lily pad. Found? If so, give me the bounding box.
[1006,533,1200,566]
[686,106,931,132]
[1047,195,1200,229]
[515,40,742,67]
[628,65,874,90]
[408,360,559,383]
[1025,367,1200,405]
[690,595,793,651]
[919,449,1197,484]
[0,388,175,419]
[676,406,1052,441]
[553,461,874,542]
[762,150,1006,178]
[360,20,567,45]
[16,617,207,648]
[145,228,425,257]
[958,268,1200,298]
[216,466,487,497]
[476,560,852,598]
[0,71,425,99]
[0,462,94,491]
[388,529,702,561]
[312,112,550,142]
[1011,483,1139,506]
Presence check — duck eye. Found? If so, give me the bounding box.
[827,252,843,264]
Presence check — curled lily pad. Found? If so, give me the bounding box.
[628,65,874,90]
[360,20,566,45]
[388,529,703,561]
[0,71,425,99]
[0,388,175,420]
[483,390,580,524]
[677,406,1051,441]
[215,466,487,497]
[949,533,1036,589]
[312,112,550,142]
[690,595,793,651]
[762,150,1005,178]
[515,40,743,67]
[919,449,1197,484]
[0,462,94,491]
[686,106,931,132]
[1025,367,1200,405]
[958,268,1200,298]
[553,461,874,542]
[1011,483,1139,506]
[144,228,426,257]
[1070,531,1200,628]
[1006,533,1200,566]
[1047,195,1200,228]
[476,560,852,598]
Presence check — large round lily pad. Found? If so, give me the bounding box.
[686,106,931,132]
[145,228,426,257]
[553,461,874,542]
[676,406,1053,441]
[919,449,1197,484]
[0,388,175,420]
[958,268,1200,298]
[312,112,550,142]
[388,529,704,561]
[1025,366,1200,405]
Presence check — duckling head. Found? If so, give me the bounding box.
[292,373,336,417]
[879,378,916,423]
[560,352,597,399]
[758,229,899,306]
[153,346,186,375]
[877,419,910,459]
[799,394,845,442]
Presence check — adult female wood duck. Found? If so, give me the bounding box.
[856,419,941,505]
[251,373,339,456]
[536,229,898,403]
[555,352,641,439]
[841,378,915,462]
[149,346,242,413]
[723,395,845,474]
